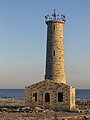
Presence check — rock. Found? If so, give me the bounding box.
[21,107,32,112]
[43,109,49,113]
[35,107,43,112]
[84,116,89,119]
[22,107,30,110]
[2,108,8,112]
[71,108,80,113]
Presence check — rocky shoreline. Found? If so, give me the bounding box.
[0,98,90,120]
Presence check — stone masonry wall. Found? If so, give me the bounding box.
[70,86,76,109]
[25,80,75,110]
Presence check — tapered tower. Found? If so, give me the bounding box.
[25,10,75,110]
[45,10,66,84]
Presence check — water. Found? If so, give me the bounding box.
[0,89,90,99]
[0,89,24,99]
[76,89,90,99]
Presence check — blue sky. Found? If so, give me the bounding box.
[0,0,90,89]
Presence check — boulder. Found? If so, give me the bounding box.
[35,107,43,112]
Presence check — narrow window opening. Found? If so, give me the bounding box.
[54,25,55,31]
[33,93,37,102]
[58,92,63,102]
[45,93,50,102]
[53,50,55,56]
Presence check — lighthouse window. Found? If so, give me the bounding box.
[58,92,63,102]
[54,25,55,31]
[33,93,37,102]
[45,93,50,102]
[53,50,55,56]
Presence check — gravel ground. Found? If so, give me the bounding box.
[0,98,90,120]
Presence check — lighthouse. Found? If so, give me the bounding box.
[45,9,66,84]
[25,10,75,110]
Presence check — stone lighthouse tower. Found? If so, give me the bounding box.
[45,9,66,84]
[25,10,75,110]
